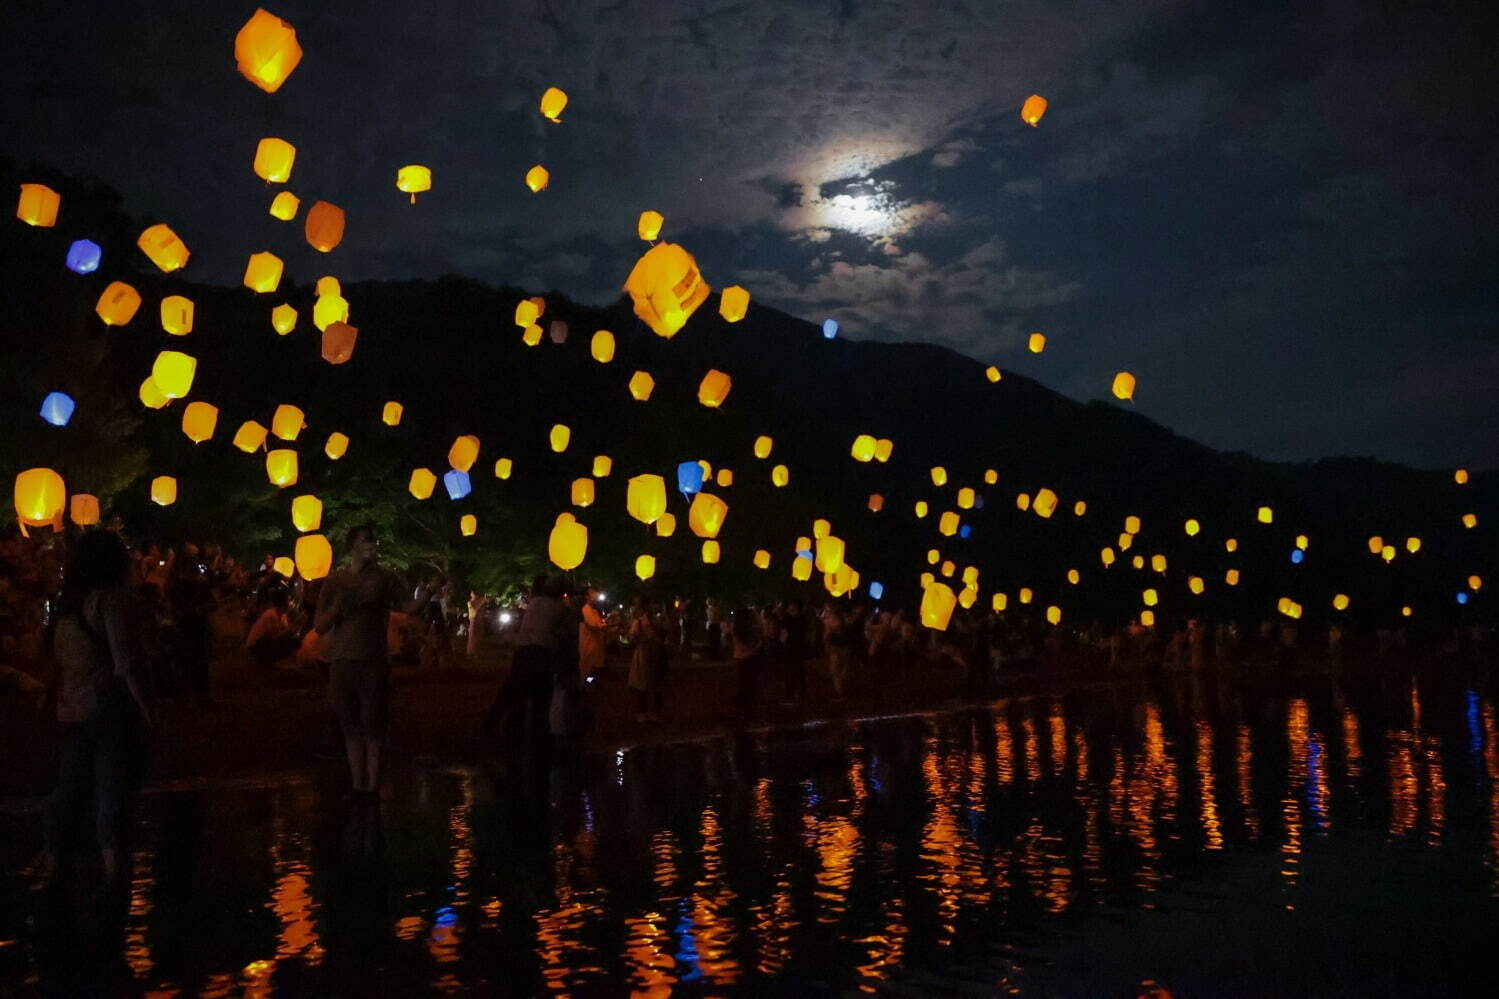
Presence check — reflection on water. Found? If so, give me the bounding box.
[7,671,1499,995]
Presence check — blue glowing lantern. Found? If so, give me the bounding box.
[443,469,472,500]
[676,460,704,497]
[822,318,839,339]
[1290,549,1304,565]
[1457,592,1469,606]
[65,239,102,275]
[869,581,884,600]
[959,524,972,539]
[796,550,814,563]
[40,392,75,427]
[974,496,986,510]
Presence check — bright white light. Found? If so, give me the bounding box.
[499,611,512,624]
[597,592,608,603]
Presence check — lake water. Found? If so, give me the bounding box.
[4,669,1499,996]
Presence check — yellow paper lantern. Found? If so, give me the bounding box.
[160,295,194,335]
[324,432,348,460]
[1016,493,1031,511]
[571,478,596,507]
[16,184,60,227]
[150,475,177,507]
[290,494,322,532]
[992,592,1009,612]
[1132,556,1145,570]
[151,351,197,399]
[1225,569,1241,586]
[720,285,750,322]
[985,469,999,485]
[625,474,667,525]
[813,518,831,540]
[525,165,550,193]
[539,86,569,121]
[1225,537,1238,553]
[815,535,845,573]
[1332,593,1350,611]
[1184,518,1200,537]
[70,494,100,527]
[920,582,957,631]
[1140,610,1156,628]
[938,511,959,536]
[180,401,218,443]
[1405,536,1421,554]
[315,276,341,298]
[1381,545,1395,563]
[1067,568,1080,585]
[269,191,300,220]
[1118,532,1133,551]
[1455,468,1469,485]
[137,379,167,413]
[588,455,612,479]
[265,449,299,488]
[1125,515,1142,535]
[914,500,929,518]
[408,468,437,500]
[294,534,332,581]
[1296,534,1309,550]
[1027,332,1046,353]
[1188,576,1205,595]
[920,572,935,589]
[254,137,296,183]
[272,557,295,579]
[514,300,539,327]
[321,321,358,364]
[397,165,431,203]
[137,224,190,272]
[271,303,298,334]
[460,514,478,537]
[688,492,729,538]
[448,435,481,473]
[1467,575,1482,591]
[520,324,543,346]
[96,282,142,326]
[1074,500,1087,516]
[548,513,588,570]
[382,401,403,426]
[494,457,513,480]
[702,540,721,564]
[715,468,733,487]
[628,371,655,401]
[623,242,711,338]
[1401,605,1412,618]
[1033,487,1058,519]
[589,329,616,364]
[874,438,894,462]
[1021,94,1048,126]
[930,466,948,487]
[1151,553,1167,573]
[985,365,1002,383]
[1046,605,1062,626]
[271,404,305,441]
[1111,371,1136,401]
[637,210,663,241]
[792,556,814,582]
[753,550,771,569]
[635,554,656,580]
[1142,588,1159,607]
[868,493,884,512]
[1257,506,1273,524]
[549,424,571,452]
[243,251,284,293]
[772,464,790,487]
[304,200,345,253]
[1462,513,1478,529]
[235,8,303,92]
[656,512,677,538]
[314,293,349,330]
[233,421,268,453]
[851,435,877,462]
[753,435,774,459]
[1101,547,1116,567]
[14,468,65,531]
[698,369,732,408]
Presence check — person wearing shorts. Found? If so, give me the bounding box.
[314,525,432,801]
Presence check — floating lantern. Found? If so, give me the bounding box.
[66,239,101,274]
[677,461,704,496]
[623,242,710,338]
[95,282,141,326]
[397,165,431,203]
[627,474,667,524]
[1332,593,1350,611]
[1021,94,1048,126]
[656,512,677,538]
[269,191,300,220]
[234,9,302,92]
[408,468,437,500]
[304,201,345,252]
[851,435,877,462]
[233,421,268,453]
[698,369,732,407]
[160,295,194,335]
[137,224,190,272]
[313,293,348,330]
[1462,513,1478,529]
[930,466,948,487]
[628,371,655,401]
[294,534,332,580]
[985,366,1002,383]
[70,494,99,527]
[549,424,571,452]
[151,351,196,399]
[549,320,568,344]
[243,251,284,293]
[591,330,615,363]
[938,511,959,536]
[635,555,655,580]
[1257,506,1273,524]
[688,492,728,538]
[720,286,749,322]
[792,555,814,582]
[1405,536,1421,554]
[1027,332,1046,353]
[271,404,304,441]
[526,165,550,192]
[382,401,403,426]
[254,137,296,183]
[1033,487,1058,518]
[753,550,771,569]
[1454,468,1469,485]
[460,514,477,537]
[915,500,929,518]
[771,464,789,487]
[868,493,884,512]
[291,494,322,532]
[822,319,839,339]
[701,540,721,564]
[443,469,472,500]
[16,184,60,227]
[571,477,595,507]
[150,476,177,507]
[920,582,956,631]
[448,435,480,473]
[14,468,65,531]
[539,87,569,121]
[592,455,613,478]
[1112,371,1136,401]
[549,513,588,570]
[39,392,74,427]
[265,449,298,488]
[324,432,348,460]
[754,435,773,459]
[521,324,543,346]
[637,210,663,241]
[320,322,357,364]
[874,438,894,462]
[180,401,218,443]
[815,535,845,574]
[494,457,512,480]
[1225,569,1240,586]
[715,468,733,487]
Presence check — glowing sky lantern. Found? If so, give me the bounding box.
[656,512,677,537]
[95,281,141,326]
[14,468,65,532]
[1111,371,1136,401]
[549,513,588,570]
[754,435,774,459]
[269,191,300,220]
[1462,513,1478,528]
[628,371,655,401]
[460,514,478,537]
[151,351,196,399]
[702,540,721,564]
[382,401,403,426]
[1073,499,1087,516]
[1184,518,1200,536]
[715,468,733,487]
[1033,488,1058,518]
[160,295,194,335]
[869,581,884,600]
[1454,468,1469,485]
[771,464,790,487]
[874,438,894,462]
[397,165,431,203]
[627,474,667,525]
[812,518,830,540]
[957,487,975,509]
[592,455,613,477]
[324,432,348,460]
[448,435,481,473]
[1257,506,1274,524]
[290,494,322,532]
[180,401,218,443]
[635,555,656,580]
[493,457,513,480]
[590,329,615,363]
[1027,332,1046,353]
[321,322,357,364]
[570,477,595,507]
[753,550,771,569]
[930,466,948,487]
[637,210,663,241]
[539,86,569,121]
[271,404,304,441]
[39,392,74,427]
[985,365,1002,383]
[1296,534,1309,550]
[688,492,729,538]
[920,582,957,631]
[822,318,839,339]
[1225,537,1238,552]
[235,9,302,93]
[243,251,284,293]
[548,320,568,344]
[914,500,929,518]
[623,242,710,338]
[1101,547,1116,567]
[1140,610,1156,627]
[868,493,884,512]
[443,469,472,500]
[677,461,705,497]
[265,449,298,488]
[549,424,571,452]
[525,165,550,192]
[521,324,543,346]
[66,239,101,274]
[16,183,60,227]
[698,369,732,407]
[70,494,100,527]
[1381,544,1396,563]
[254,137,296,182]
[1405,536,1421,554]
[233,421,267,453]
[408,467,437,500]
[792,554,814,581]
[992,593,1008,612]
[1225,569,1240,586]
[720,285,750,322]
[1021,94,1048,126]
[1469,575,1483,591]
[137,223,189,272]
[1188,576,1205,595]
[1142,588,1159,607]
[850,435,877,462]
[304,200,345,252]
[294,534,332,580]
[1332,593,1350,611]
[1117,531,1132,550]
[815,535,845,573]
[514,299,540,327]
[938,511,959,536]
[150,475,177,507]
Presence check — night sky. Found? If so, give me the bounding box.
[4,0,1495,469]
